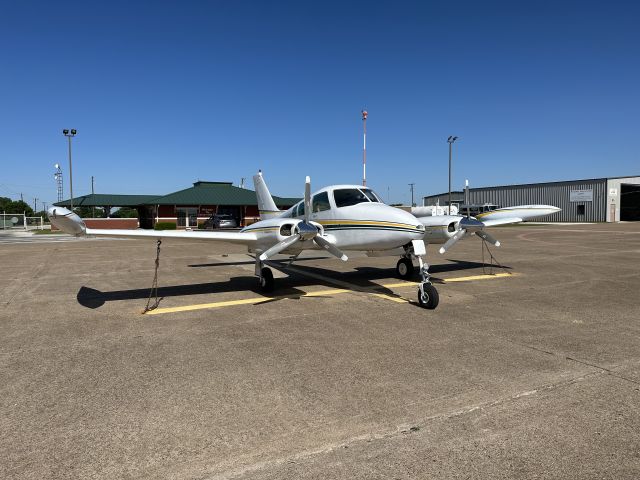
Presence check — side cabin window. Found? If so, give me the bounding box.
[312,192,331,212]
[334,188,369,208]
[296,202,305,217]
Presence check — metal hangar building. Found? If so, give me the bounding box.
[423,175,640,222]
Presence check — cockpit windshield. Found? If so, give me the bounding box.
[362,189,382,203]
[333,188,383,207]
[334,189,369,208]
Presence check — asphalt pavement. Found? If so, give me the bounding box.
[1,223,639,479]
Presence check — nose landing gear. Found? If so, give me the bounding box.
[400,240,439,309]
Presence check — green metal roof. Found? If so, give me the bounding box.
[149,181,299,207]
[55,194,161,207]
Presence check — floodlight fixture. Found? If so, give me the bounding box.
[62,129,69,135]
[70,129,77,135]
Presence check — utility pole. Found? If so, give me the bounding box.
[91,176,95,218]
[20,193,23,202]
[33,198,37,212]
[409,183,415,207]
[362,110,368,186]
[447,136,458,214]
[63,129,77,210]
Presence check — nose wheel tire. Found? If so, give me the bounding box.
[259,267,274,292]
[396,258,415,279]
[418,283,439,309]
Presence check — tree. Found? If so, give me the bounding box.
[111,207,138,218]
[0,198,34,216]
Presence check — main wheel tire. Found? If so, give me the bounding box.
[259,267,274,292]
[418,283,439,309]
[396,258,415,279]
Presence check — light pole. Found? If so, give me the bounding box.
[447,136,458,214]
[63,129,77,210]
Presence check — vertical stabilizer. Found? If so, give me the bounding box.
[253,171,282,220]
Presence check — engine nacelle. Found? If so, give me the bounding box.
[419,215,462,243]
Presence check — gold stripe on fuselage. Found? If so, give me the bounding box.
[319,219,421,230]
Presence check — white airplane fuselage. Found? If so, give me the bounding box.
[242,184,425,254]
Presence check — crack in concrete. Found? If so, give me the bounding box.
[201,369,609,480]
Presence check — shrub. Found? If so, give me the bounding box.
[154,222,177,230]
[197,222,206,229]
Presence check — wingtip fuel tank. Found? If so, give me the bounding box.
[47,207,86,235]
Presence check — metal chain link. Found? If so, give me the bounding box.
[143,239,162,313]
[481,239,509,275]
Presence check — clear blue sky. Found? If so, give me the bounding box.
[1,0,638,207]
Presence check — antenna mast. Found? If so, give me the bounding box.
[362,110,368,186]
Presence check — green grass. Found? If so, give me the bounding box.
[33,229,66,234]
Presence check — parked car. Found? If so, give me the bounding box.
[203,214,237,229]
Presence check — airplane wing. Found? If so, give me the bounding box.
[84,228,257,245]
[48,207,258,246]
[481,217,523,227]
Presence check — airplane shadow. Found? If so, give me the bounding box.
[77,258,509,310]
[188,256,330,268]
[76,277,311,310]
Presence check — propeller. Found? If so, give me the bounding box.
[259,177,348,262]
[475,230,500,247]
[438,217,499,254]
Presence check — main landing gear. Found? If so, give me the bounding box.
[256,257,275,292]
[399,241,439,309]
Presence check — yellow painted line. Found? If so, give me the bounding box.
[370,293,408,303]
[443,272,514,282]
[144,273,516,315]
[144,288,351,315]
[378,281,419,288]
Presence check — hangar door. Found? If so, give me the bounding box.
[621,184,640,221]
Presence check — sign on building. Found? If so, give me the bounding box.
[609,188,618,196]
[570,189,593,202]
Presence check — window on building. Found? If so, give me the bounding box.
[312,192,331,212]
[577,204,586,215]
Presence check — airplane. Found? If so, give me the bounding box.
[409,204,560,258]
[406,179,560,260]
[48,172,442,309]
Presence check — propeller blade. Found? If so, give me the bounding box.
[259,234,301,261]
[304,176,311,223]
[475,230,501,247]
[314,235,348,261]
[439,229,467,254]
